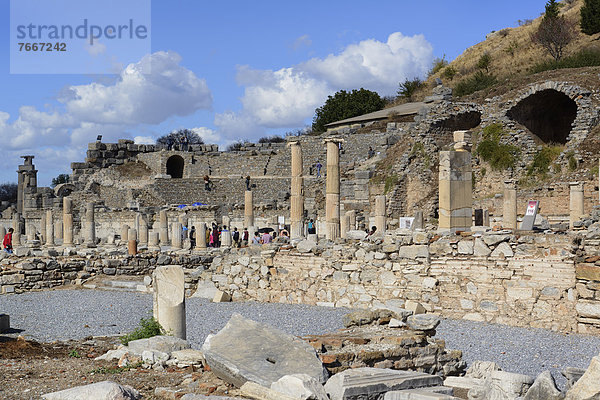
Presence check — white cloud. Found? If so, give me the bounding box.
[217,32,433,134]
[191,127,221,144]
[86,41,107,56]
[134,135,156,144]
[0,51,213,183]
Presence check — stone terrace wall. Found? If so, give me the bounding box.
[5,231,600,335]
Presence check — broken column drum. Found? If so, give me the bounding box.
[138,216,148,245]
[153,265,186,340]
[289,141,304,239]
[325,139,343,240]
[63,198,73,245]
[503,180,518,231]
[172,222,182,249]
[570,182,584,228]
[438,149,472,232]
[197,222,207,249]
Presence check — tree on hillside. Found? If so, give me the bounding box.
[476,53,492,73]
[581,0,600,35]
[157,129,204,146]
[311,89,385,133]
[397,78,426,101]
[51,174,70,188]
[531,0,576,61]
[0,183,17,203]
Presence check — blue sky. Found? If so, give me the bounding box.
[0,0,546,185]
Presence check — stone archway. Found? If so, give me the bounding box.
[507,89,577,144]
[166,155,184,178]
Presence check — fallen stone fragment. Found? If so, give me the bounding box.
[270,373,329,400]
[467,371,533,400]
[181,395,242,400]
[324,367,443,400]
[465,361,502,379]
[404,300,426,315]
[406,314,440,331]
[566,356,600,400]
[241,382,297,400]
[297,240,317,253]
[171,349,204,366]
[443,377,484,399]
[212,290,232,302]
[346,230,368,240]
[42,381,140,400]
[523,371,563,400]
[202,313,327,388]
[95,348,129,361]
[192,280,218,299]
[126,335,189,355]
[384,386,458,399]
[561,367,586,390]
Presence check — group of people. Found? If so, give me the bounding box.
[165,135,190,151]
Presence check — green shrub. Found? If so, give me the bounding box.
[442,66,457,81]
[397,78,426,101]
[454,71,497,97]
[226,141,244,152]
[477,53,492,72]
[120,317,165,345]
[530,49,600,74]
[475,124,520,171]
[258,135,285,144]
[429,57,448,77]
[384,175,399,194]
[527,146,563,177]
[567,151,578,171]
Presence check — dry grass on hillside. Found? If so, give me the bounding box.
[427,0,600,96]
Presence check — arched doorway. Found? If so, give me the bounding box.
[166,155,184,178]
[507,89,577,144]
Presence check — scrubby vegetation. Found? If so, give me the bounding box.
[397,78,426,101]
[257,135,285,144]
[527,145,563,178]
[530,48,600,73]
[312,88,385,133]
[475,124,520,171]
[120,316,165,345]
[454,71,498,97]
[580,0,600,35]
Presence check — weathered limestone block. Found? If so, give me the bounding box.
[397,245,429,259]
[202,313,327,388]
[503,180,517,231]
[438,150,472,232]
[324,368,443,400]
[491,242,513,258]
[523,371,563,400]
[468,371,533,400]
[41,381,140,400]
[271,374,328,400]
[153,265,186,340]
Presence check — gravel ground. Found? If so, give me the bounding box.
[2,288,599,388]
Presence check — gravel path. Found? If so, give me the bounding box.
[2,289,599,388]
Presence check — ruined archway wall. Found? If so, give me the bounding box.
[497,81,600,147]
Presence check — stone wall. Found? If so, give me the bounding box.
[4,229,600,335]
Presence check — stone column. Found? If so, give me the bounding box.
[45,210,54,246]
[197,223,207,249]
[12,215,21,246]
[55,218,63,240]
[221,229,232,247]
[244,191,255,234]
[84,202,95,244]
[375,195,386,233]
[503,180,517,231]
[139,216,148,246]
[346,210,356,231]
[63,198,73,246]
[289,141,304,239]
[172,222,182,249]
[340,213,350,239]
[325,139,342,240]
[153,265,186,340]
[121,224,129,243]
[148,231,160,251]
[128,228,138,255]
[570,182,584,228]
[26,219,35,243]
[438,148,472,232]
[40,213,47,244]
[159,210,169,244]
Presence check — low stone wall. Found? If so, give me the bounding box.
[2,230,600,335]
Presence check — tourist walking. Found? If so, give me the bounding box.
[3,228,13,254]
[307,219,316,235]
[315,161,322,178]
[190,226,196,249]
[245,175,251,191]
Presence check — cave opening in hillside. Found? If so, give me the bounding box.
[166,155,184,178]
[507,89,577,144]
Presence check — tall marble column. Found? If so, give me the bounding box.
[63,198,73,246]
[289,141,304,239]
[12,215,21,246]
[503,180,517,231]
[139,215,149,246]
[84,202,95,244]
[159,210,169,244]
[325,139,342,240]
[244,190,254,233]
[40,213,47,244]
[45,210,54,246]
